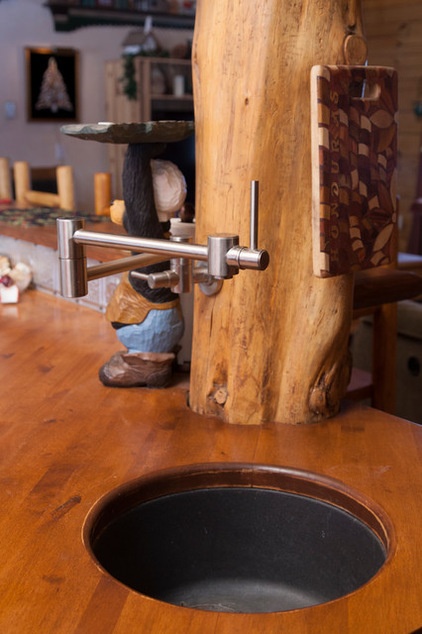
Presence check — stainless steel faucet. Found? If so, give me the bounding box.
[57,180,269,299]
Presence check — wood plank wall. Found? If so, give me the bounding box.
[363,0,422,252]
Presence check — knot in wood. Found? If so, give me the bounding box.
[213,387,228,406]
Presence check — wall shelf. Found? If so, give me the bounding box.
[44,2,195,32]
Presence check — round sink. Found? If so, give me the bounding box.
[84,464,391,613]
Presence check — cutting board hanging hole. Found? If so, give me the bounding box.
[350,78,381,101]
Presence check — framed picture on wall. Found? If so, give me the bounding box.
[25,47,79,122]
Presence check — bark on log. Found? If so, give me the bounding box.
[189,0,367,424]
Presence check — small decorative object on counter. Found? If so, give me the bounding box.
[0,256,32,304]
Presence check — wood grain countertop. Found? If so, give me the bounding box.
[1,290,422,633]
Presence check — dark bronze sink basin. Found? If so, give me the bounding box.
[84,464,391,613]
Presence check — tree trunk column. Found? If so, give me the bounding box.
[189,0,366,425]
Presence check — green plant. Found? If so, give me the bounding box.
[121,55,137,100]
[120,50,170,101]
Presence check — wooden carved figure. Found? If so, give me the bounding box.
[99,143,186,388]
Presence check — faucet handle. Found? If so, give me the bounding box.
[250,179,259,251]
[223,180,269,273]
[207,180,269,278]
[132,270,180,289]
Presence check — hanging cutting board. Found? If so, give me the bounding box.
[311,65,398,277]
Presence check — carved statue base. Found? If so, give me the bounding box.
[99,350,176,388]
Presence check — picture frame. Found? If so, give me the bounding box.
[25,47,79,123]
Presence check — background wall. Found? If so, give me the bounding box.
[0,0,192,210]
[364,0,422,252]
[0,0,421,253]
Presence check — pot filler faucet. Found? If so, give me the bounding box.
[57,180,269,299]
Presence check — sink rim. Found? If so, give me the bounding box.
[83,462,395,574]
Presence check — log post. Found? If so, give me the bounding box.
[189,0,367,424]
[57,165,75,211]
[94,172,112,216]
[0,157,12,201]
[13,161,31,206]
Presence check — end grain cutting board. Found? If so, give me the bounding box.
[311,65,398,277]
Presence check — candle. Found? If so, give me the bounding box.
[94,172,112,216]
[173,75,185,97]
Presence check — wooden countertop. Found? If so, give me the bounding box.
[1,290,422,633]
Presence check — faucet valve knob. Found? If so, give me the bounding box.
[226,245,270,271]
[207,234,240,279]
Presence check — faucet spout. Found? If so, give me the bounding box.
[56,180,270,299]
